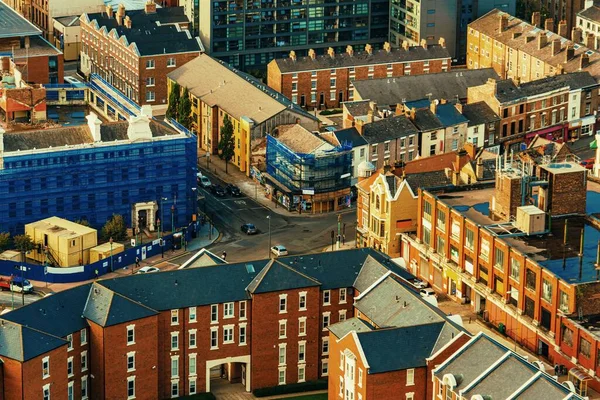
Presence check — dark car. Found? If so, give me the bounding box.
[241,223,258,235]
[211,184,226,197]
[227,184,242,196]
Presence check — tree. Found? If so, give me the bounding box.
[218,115,235,173]
[0,232,11,252]
[177,87,192,129]
[75,218,91,227]
[166,82,181,120]
[101,214,128,242]
[13,234,34,262]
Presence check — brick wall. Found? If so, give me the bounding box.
[22,346,68,400]
[139,52,200,106]
[366,368,427,400]
[549,170,586,215]
[425,333,471,399]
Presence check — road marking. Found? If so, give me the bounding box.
[234,200,247,206]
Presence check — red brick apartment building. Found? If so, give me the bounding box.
[0,248,431,399]
[0,1,64,84]
[467,71,600,153]
[79,3,202,106]
[267,40,451,110]
[399,140,600,394]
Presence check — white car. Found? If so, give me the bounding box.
[420,288,436,298]
[412,279,428,289]
[199,176,212,188]
[136,266,160,274]
[64,76,81,84]
[271,245,288,257]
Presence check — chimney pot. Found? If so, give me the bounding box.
[144,0,156,14]
[383,41,391,53]
[537,31,548,50]
[308,49,316,60]
[402,40,409,51]
[531,11,541,27]
[438,37,446,48]
[558,20,568,38]
[289,50,296,61]
[346,45,354,56]
[544,18,555,33]
[365,44,373,55]
[327,47,335,58]
[572,27,583,44]
[551,39,561,56]
[420,39,427,49]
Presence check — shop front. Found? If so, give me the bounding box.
[524,124,567,145]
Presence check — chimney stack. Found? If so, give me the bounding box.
[537,31,548,49]
[572,27,583,44]
[430,99,438,115]
[383,162,392,174]
[558,20,568,38]
[124,15,132,29]
[289,50,296,61]
[383,41,391,53]
[402,40,409,51]
[566,44,575,62]
[499,14,509,32]
[308,49,316,60]
[487,78,498,94]
[365,44,373,55]
[531,11,541,28]
[144,0,156,14]
[438,37,446,48]
[327,47,335,58]
[476,157,484,180]
[551,39,561,56]
[105,5,113,18]
[409,107,416,121]
[86,112,102,142]
[116,3,125,25]
[367,110,375,123]
[580,53,590,69]
[420,39,427,49]
[586,33,595,49]
[545,18,554,32]
[346,45,354,57]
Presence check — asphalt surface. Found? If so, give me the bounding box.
[197,168,357,263]
[568,134,596,161]
[0,290,43,310]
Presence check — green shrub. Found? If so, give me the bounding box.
[320,109,342,116]
[253,379,327,397]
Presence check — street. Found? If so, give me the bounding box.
[0,290,43,310]
[197,168,357,263]
[568,134,595,161]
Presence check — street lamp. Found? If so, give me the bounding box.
[171,204,175,233]
[109,237,113,272]
[160,197,168,238]
[267,214,272,258]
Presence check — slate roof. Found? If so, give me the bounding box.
[272,45,450,73]
[334,127,368,147]
[343,100,372,117]
[0,1,42,38]
[275,124,330,155]
[461,101,500,126]
[493,72,598,103]
[0,320,66,362]
[435,103,468,127]
[247,259,321,294]
[404,170,453,190]
[352,69,499,106]
[353,256,393,293]
[412,109,444,131]
[357,322,446,373]
[54,15,81,27]
[403,152,457,174]
[362,116,419,144]
[328,317,373,339]
[579,3,600,22]
[83,283,158,327]
[2,284,92,338]
[84,7,201,56]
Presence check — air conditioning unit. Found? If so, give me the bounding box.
[515,205,546,235]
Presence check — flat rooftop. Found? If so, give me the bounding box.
[435,188,600,285]
[0,36,61,58]
[0,1,42,38]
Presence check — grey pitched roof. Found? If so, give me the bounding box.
[247,259,321,294]
[579,4,600,22]
[0,320,66,362]
[83,283,158,327]
[494,72,598,103]
[353,69,499,106]
[462,356,539,399]
[85,7,201,56]
[54,15,81,27]
[0,1,42,38]
[404,171,453,190]
[282,248,412,290]
[328,317,373,339]
[362,116,418,144]
[353,255,392,293]
[334,127,368,147]
[412,109,444,131]
[516,375,580,400]
[357,322,446,373]
[343,101,372,117]
[461,101,500,126]
[273,45,450,73]
[2,284,92,338]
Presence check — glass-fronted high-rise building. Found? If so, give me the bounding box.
[197,0,389,71]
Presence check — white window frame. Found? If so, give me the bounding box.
[171,355,179,378]
[278,367,286,385]
[339,309,347,322]
[279,343,287,366]
[67,334,73,351]
[322,312,331,331]
[81,375,89,400]
[339,288,347,304]
[322,337,329,355]
[239,300,247,320]
[321,359,329,376]
[189,353,197,376]
[299,316,307,336]
[298,340,306,363]
[239,323,247,346]
[359,368,363,387]
[68,381,74,400]
[189,306,197,323]
[81,328,87,345]
[127,376,136,400]
[298,364,306,383]
[211,304,218,323]
[171,380,179,398]
[223,325,235,344]
[323,290,331,305]
[299,291,307,311]
[189,378,197,395]
[171,332,180,350]
[81,350,88,372]
[210,327,219,350]
[127,324,135,345]
[67,356,74,377]
[224,302,235,319]
[279,294,288,313]
[167,57,176,68]
[407,368,415,386]
[189,329,197,349]
[171,309,179,325]
[127,351,136,372]
[145,59,155,69]
[42,356,50,379]
[279,319,287,339]
[43,383,50,400]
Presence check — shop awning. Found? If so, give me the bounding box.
[569,367,592,382]
[591,140,597,150]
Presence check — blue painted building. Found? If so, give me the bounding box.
[0,111,197,235]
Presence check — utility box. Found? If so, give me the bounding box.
[515,205,546,235]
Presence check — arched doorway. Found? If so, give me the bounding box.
[205,355,251,393]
